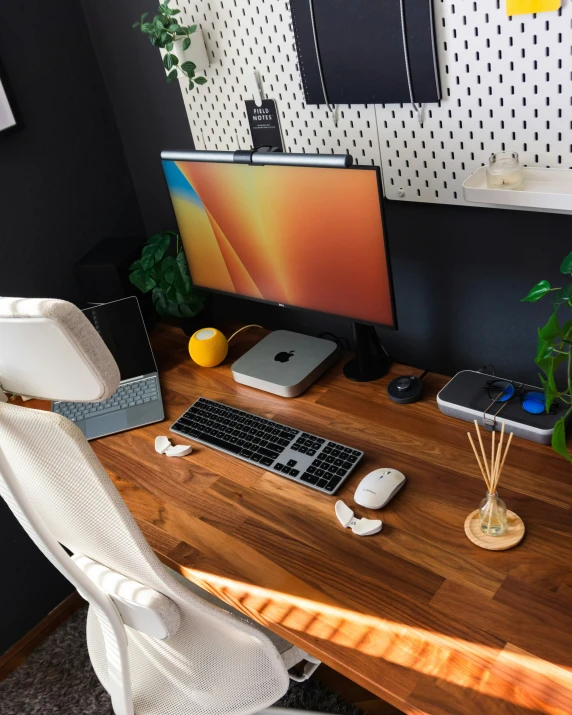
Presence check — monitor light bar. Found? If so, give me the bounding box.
[161,149,353,169]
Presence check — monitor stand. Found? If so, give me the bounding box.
[343,322,392,382]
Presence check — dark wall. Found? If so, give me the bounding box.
[0,0,144,655]
[81,1,568,388]
[79,0,195,233]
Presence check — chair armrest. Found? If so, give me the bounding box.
[72,554,181,640]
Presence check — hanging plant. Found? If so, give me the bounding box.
[133,0,207,91]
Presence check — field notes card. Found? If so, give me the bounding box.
[506,0,560,15]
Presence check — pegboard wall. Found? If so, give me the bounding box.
[172,0,572,209]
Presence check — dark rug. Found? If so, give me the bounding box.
[0,608,362,714]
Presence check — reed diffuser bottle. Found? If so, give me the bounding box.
[479,492,508,536]
[468,419,514,537]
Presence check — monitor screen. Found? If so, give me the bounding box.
[162,159,394,327]
[83,297,156,381]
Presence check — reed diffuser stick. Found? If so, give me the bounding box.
[492,421,506,493]
[468,433,491,491]
[491,430,496,492]
[474,420,492,487]
[497,431,514,482]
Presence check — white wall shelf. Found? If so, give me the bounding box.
[463,167,572,213]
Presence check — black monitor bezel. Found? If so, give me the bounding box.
[160,158,397,331]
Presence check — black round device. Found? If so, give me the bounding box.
[387,374,425,404]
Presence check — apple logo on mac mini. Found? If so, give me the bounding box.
[274,350,294,363]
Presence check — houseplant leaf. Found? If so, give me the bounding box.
[522,280,551,302]
[538,311,561,344]
[195,76,207,85]
[129,268,156,293]
[181,61,196,73]
[140,22,154,33]
[560,252,572,275]
[166,69,178,83]
[551,418,572,463]
[152,287,169,316]
[182,37,191,51]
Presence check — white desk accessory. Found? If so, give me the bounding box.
[335,500,382,536]
[354,468,406,510]
[155,436,193,458]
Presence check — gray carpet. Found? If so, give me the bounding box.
[0,608,362,715]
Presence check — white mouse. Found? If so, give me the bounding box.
[354,468,406,509]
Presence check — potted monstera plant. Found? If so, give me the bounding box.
[129,232,209,335]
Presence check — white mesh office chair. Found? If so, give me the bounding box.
[0,297,324,715]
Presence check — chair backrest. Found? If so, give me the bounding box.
[0,298,289,715]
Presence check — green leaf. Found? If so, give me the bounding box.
[562,319,572,344]
[181,61,196,73]
[166,69,178,83]
[522,279,551,302]
[182,37,191,51]
[132,21,141,28]
[168,22,180,31]
[146,233,171,261]
[551,418,572,463]
[188,80,194,90]
[561,252,572,275]
[152,287,169,316]
[129,259,143,272]
[194,76,207,85]
[188,24,197,34]
[171,9,180,15]
[140,22,154,33]
[163,53,175,70]
[539,311,561,344]
[154,17,165,30]
[140,11,149,22]
[165,41,174,51]
[129,268,156,293]
[560,283,572,303]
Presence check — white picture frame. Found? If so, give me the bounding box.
[0,62,19,135]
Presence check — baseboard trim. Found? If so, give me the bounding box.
[0,592,83,681]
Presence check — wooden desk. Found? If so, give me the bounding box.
[86,324,572,715]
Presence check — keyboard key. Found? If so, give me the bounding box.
[317,478,328,488]
[334,458,344,466]
[337,468,346,476]
[287,459,297,467]
[282,466,292,475]
[316,469,325,477]
[307,466,316,474]
[325,476,342,492]
[251,454,262,462]
[301,473,318,485]
[275,463,284,471]
[258,447,281,460]
[307,449,316,456]
[299,446,308,454]
[260,457,273,467]
[290,469,300,477]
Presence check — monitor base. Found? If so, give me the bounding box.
[343,322,392,382]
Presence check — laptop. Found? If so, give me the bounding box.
[52,297,164,440]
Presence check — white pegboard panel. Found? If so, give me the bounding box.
[172,0,381,166]
[379,0,572,205]
[171,0,571,209]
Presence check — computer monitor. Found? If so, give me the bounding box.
[161,152,396,380]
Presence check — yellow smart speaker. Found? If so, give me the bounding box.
[188,328,229,367]
[188,325,263,368]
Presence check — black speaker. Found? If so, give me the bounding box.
[74,237,145,305]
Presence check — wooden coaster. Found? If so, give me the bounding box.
[464,510,525,550]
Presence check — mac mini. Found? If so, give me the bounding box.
[232,330,338,397]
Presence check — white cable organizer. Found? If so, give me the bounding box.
[172,0,572,212]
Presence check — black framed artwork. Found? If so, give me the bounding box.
[0,58,20,136]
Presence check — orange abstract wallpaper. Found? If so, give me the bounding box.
[163,160,394,326]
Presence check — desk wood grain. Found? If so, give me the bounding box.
[32,323,572,715]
